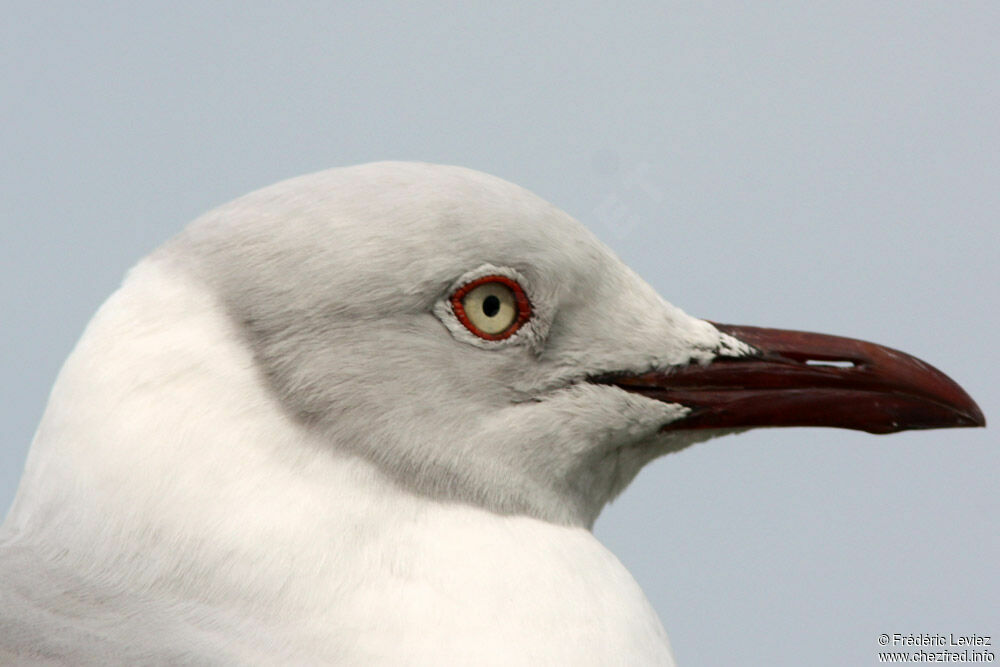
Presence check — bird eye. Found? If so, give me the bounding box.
[450,275,532,341]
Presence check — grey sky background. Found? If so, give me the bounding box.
[2,3,997,665]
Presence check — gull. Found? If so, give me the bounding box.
[0,162,984,665]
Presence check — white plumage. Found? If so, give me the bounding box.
[1,162,981,665]
[2,163,737,664]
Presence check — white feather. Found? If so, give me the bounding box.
[2,162,752,663]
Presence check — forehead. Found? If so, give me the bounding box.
[178,162,620,309]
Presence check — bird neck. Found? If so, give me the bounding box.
[0,261,380,593]
[1,259,623,621]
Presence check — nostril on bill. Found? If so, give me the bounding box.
[805,359,856,368]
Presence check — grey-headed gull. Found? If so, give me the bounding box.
[0,163,984,664]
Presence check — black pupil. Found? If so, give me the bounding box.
[482,294,501,317]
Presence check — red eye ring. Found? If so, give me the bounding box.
[450,275,532,341]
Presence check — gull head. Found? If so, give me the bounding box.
[145,161,982,527]
[11,162,982,537]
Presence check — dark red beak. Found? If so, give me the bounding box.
[596,323,985,434]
